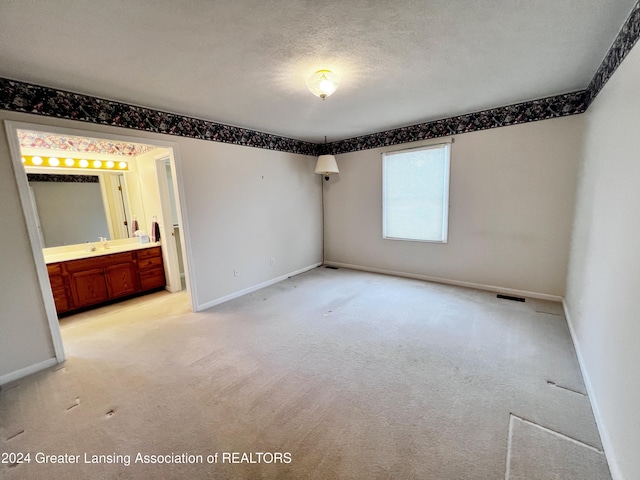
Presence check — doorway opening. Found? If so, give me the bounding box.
[5,121,196,363]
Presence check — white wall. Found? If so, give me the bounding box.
[565,41,640,480]
[0,111,322,381]
[134,148,166,237]
[324,116,584,297]
[123,164,148,237]
[182,140,322,307]
[0,126,55,379]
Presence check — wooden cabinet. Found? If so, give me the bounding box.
[70,268,110,308]
[47,263,73,314]
[47,246,165,315]
[105,262,139,298]
[137,247,166,291]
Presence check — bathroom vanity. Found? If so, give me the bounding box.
[45,242,165,315]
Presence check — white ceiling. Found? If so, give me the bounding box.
[0,1,636,143]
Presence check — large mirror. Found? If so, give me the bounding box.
[25,170,147,248]
[17,129,162,249]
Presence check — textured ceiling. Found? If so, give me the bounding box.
[0,1,637,143]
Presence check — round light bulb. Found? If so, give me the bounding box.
[118,161,127,169]
[79,159,89,168]
[48,157,60,167]
[93,160,102,168]
[65,158,75,166]
[106,161,115,169]
[21,157,26,163]
[319,78,334,93]
[32,156,43,165]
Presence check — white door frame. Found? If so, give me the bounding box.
[154,153,184,293]
[4,120,198,364]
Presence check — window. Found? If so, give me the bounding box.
[383,143,450,243]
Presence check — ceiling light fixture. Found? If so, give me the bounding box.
[307,69,340,100]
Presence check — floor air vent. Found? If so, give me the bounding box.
[497,294,525,302]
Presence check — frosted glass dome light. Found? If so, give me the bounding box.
[307,69,340,100]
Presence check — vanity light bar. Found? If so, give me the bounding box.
[21,155,129,171]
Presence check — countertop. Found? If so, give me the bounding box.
[44,241,161,264]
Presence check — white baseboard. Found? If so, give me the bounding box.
[0,357,58,386]
[562,300,621,480]
[324,261,563,302]
[196,262,322,311]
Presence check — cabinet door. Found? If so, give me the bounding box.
[70,268,109,308]
[105,262,139,299]
[52,286,71,313]
[139,267,166,291]
[47,270,71,313]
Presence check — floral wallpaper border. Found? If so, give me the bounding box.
[322,91,588,155]
[27,173,99,183]
[18,130,156,156]
[586,0,640,105]
[1,0,638,156]
[0,78,320,156]
[0,76,588,157]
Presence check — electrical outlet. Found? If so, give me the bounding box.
[233,269,239,277]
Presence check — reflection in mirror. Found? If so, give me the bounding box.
[17,129,154,249]
[26,172,137,247]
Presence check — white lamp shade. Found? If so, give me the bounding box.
[315,154,339,176]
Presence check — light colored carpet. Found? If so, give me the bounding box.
[506,415,610,480]
[0,267,609,479]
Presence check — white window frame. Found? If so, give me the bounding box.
[382,142,451,243]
